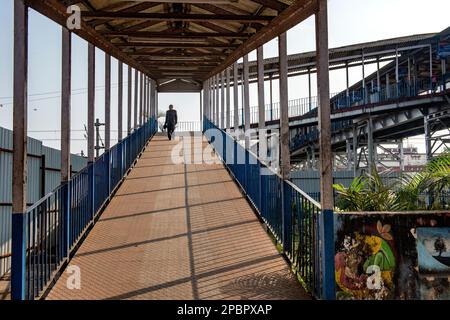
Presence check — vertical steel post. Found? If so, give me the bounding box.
[88,44,95,163]
[269,75,274,120]
[257,46,266,132]
[278,32,290,257]
[386,73,390,99]
[221,71,225,129]
[61,29,72,182]
[212,76,216,124]
[424,114,432,161]
[11,0,28,300]
[233,62,239,131]
[316,0,335,300]
[399,139,404,173]
[226,67,231,131]
[309,68,313,111]
[61,27,72,261]
[127,67,132,135]
[105,54,111,150]
[345,62,349,97]
[118,62,123,141]
[243,55,250,149]
[395,47,399,97]
[367,117,374,173]
[362,50,366,102]
[139,72,143,127]
[430,45,433,91]
[216,74,220,126]
[279,33,289,180]
[134,70,138,129]
[377,58,381,93]
[442,58,447,90]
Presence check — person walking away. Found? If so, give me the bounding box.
[164,104,178,140]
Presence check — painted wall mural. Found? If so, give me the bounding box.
[417,227,450,300]
[334,213,450,300]
[335,221,396,299]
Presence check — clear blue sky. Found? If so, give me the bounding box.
[0,0,449,155]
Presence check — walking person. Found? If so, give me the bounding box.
[164,104,178,140]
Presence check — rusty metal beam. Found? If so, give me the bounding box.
[81,11,275,23]
[102,31,253,39]
[205,0,318,79]
[116,42,238,49]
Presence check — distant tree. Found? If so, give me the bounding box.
[434,236,447,257]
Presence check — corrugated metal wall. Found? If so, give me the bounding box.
[0,127,87,278]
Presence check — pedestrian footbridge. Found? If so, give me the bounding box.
[45,133,309,300]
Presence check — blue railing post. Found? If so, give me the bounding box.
[282,182,292,254]
[222,130,226,163]
[320,209,336,300]
[11,212,26,300]
[89,163,95,220]
[63,181,71,258]
[106,151,111,195]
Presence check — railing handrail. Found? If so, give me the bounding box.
[14,117,159,300]
[214,124,321,210]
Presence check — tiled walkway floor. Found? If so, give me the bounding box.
[46,133,309,300]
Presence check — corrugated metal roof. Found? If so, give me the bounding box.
[241,32,438,76]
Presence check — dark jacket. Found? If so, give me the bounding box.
[165,110,178,127]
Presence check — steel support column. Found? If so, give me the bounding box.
[257,46,266,158]
[226,67,231,131]
[212,76,216,124]
[269,75,274,120]
[233,62,239,131]
[345,62,349,97]
[367,117,374,173]
[424,114,432,161]
[279,33,289,179]
[139,72,143,126]
[118,62,123,141]
[221,71,225,129]
[316,0,335,300]
[309,68,313,111]
[61,28,71,181]
[105,54,111,150]
[88,44,95,162]
[399,139,404,173]
[127,67,132,135]
[134,69,138,129]
[216,74,220,126]
[243,55,250,149]
[11,0,28,300]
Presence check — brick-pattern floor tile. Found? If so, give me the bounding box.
[46,134,310,300]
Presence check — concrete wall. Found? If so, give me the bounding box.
[334,212,450,300]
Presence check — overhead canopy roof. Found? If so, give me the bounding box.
[27,0,319,91]
[242,32,438,78]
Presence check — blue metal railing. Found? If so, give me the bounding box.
[203,117,335,299]
[13,117,158,300]
[290,77,450,151]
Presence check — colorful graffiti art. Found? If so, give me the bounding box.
[335,221,396,300]
[417,228,450,300]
